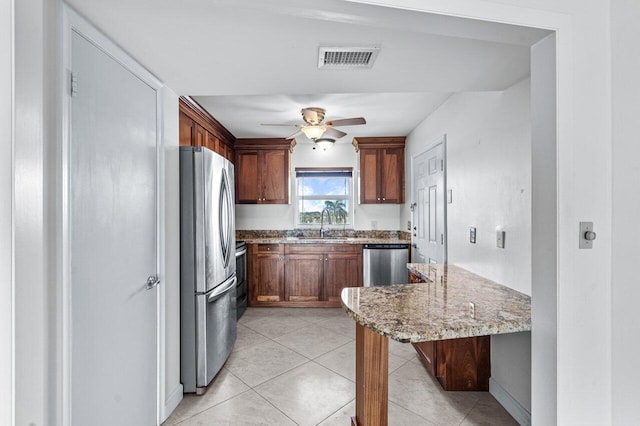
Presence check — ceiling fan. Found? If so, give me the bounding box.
[261,107,366,146]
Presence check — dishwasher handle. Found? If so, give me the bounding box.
[363,243,410,250]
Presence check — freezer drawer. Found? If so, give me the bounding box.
[181,274,237,394]
[362,244,409,287]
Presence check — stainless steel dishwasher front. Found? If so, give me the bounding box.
[362,243,410,286]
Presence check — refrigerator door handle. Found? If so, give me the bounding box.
[207,276,237,302]
[146,275,160,290]
[218,169,233,268]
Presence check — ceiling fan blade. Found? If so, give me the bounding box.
[324,117,366,127]
[286,130,304,140]
[301,107,325,125]
[261,123,302,127]
[323,127,348,139]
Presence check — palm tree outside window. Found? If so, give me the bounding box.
[296,168,352,226]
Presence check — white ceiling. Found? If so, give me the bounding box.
[66,0,550,144]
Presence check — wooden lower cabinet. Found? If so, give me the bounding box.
[285,254,324,302]
[324,252,361,303]
[413,337,490,391]
[248,243,362,307]
[410,270,491,391]
[248,244,285,304]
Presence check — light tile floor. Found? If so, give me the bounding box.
[164,307,519,426]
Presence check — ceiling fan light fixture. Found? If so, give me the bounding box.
[301,124,326,140]
[314,138,335,151]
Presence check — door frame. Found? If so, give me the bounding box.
[61,6,165,425]
[410,134,448,263]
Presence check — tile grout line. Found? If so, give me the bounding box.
[314,398,355,425]
[251,388,303,426]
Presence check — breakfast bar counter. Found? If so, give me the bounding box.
[341,263,531,426]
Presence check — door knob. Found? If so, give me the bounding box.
[146,275,160,290]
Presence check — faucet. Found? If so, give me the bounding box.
[319,208,332,238]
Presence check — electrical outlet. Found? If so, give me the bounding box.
[371,220,378,230]
[469,227,476,244]
[469,302,476,319]
[496,230,505,248]
[407,220,411,231]
[447,189,453,204]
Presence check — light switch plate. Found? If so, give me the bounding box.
[496,230,505,248]
[579,221,594,249]
[470,227,476,244]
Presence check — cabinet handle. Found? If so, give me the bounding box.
[382,197,386,201]
[377,197,380,201]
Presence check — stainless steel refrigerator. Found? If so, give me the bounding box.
[180,146,237,394]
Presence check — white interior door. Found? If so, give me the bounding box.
[412,139,447,264]
[70,29,158,425]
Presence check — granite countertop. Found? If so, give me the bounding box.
[240,237,409,245]
[341,263,531,343]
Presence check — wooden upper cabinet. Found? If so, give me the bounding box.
[235,151,260,203]
[179,112,194,146]
[194,124,206,148]
[355,137,406,204]
[380,147,404,203]
[261,149,288,203]
[178,97,235,161]
[234,139,292,205]
[359,149,380,203]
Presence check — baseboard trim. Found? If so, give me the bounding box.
[161,383,183,423]
[489,378,531,426]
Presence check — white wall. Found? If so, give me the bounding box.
[0,0,13,424]
[235,141,402,230]
[403,79,532,414]
[530,33,557,425]
[611,0,640,424]
[162,88,182,420]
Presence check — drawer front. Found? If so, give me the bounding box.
[254,243,283,253]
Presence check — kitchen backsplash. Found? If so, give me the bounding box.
[236,229,411,240]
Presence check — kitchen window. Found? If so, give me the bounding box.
[296,168,353,226]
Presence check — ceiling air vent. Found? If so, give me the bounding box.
[318,46,380,69]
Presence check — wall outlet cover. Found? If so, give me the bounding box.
[470,227,476,244]
[496,230,505,248]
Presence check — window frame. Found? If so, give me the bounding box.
[294,167,354,228]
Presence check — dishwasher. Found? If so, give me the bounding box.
[362,243,410,286]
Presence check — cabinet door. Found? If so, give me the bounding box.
[204,130,217,152]
[252,253,284,303]
[285,254,323,302]
[179,112,194,146]
[216,138,227,159]
[380,148,404,203]
[261,149,289,204]
[235,151,260,203]
[194,124,207,148]
[359,148,380,204]
[324,253,362,304]
[224,144,234,163]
